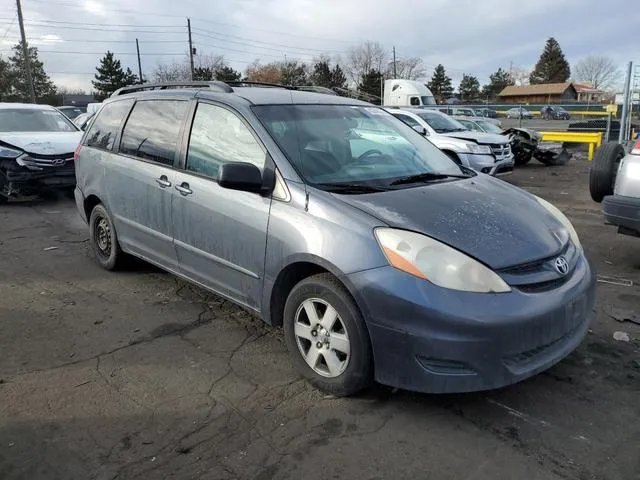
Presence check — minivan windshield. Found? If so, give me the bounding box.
[254,104,469,190]
[0,108,78,132]
[416,112,467,133]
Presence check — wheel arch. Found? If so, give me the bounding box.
[264,255,362,327]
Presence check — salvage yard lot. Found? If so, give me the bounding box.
[1,154,639,480]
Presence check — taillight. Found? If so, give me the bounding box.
[631,139,640,155]
[73,144,82,161]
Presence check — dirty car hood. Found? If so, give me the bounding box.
[442,131,508,144]
[336,176,567,269]
[0,132,83,155]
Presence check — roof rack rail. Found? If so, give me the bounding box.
[225,81,293,89]
[110,81,233,97]
[225,81,338,95]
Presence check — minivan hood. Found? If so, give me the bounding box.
[335,176,566,269]
[0,132,83,155]
[442,131,508,144]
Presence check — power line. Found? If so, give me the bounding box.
[0,13,15,40]
[191,27,347,54]
[0,21,186,33]
[0,49,186,56]
[21,0,356,43]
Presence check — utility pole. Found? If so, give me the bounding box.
[392,46,397,78]
[16,0,35,103]
[619,61,632,143]
[135,38,143,84]
[187,18,195,81]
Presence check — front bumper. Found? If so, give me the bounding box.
[0,158,75,197]
[603,194,640,234]
[458,153,515,176]
[346,254,596,394]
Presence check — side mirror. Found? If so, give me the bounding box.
[218,162,263,194]
[412,125,428,136]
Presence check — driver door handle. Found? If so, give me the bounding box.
[175,182,193,196]
[156,176,171,188]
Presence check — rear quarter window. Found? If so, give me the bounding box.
[84,99,133,150]
[119,100,188,166]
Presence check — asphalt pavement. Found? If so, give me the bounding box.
[1,156,639,480]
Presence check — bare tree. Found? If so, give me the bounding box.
[245,60,281,83]
[153,59,191,82]
[574,55,619,91]
[344,41,388,85]
[510,66,530,86]
[389,57,427,80]
[194,54,226,73]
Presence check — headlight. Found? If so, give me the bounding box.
[0,146,22,159]
[535,196,582,251]
[456,143,492,155]
[374,228,511,293]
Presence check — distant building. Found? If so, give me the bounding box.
[61,94,95,108]
[498,82,577,104]
[573,83,607,103]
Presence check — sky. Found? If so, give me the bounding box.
[0,0,637,92]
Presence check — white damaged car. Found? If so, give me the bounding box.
[387,108,514,176]
[0,103,83,202]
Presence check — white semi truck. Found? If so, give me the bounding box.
[383,79,437,107]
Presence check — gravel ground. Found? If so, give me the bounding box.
[1,152,639,480]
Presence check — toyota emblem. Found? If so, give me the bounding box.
[554,256,569,275]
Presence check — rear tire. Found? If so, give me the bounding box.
[283,273,373,396]
[89,204,126,270]
[590,142,624,203]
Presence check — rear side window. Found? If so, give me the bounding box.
[120,100,188,166]
[409,97,420,106]
[84,99,133,150]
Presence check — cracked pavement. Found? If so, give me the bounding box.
[1,155,639,480]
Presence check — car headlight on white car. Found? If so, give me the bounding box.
[0,146,22,159]
[374,228,511,293]
[535,196,582,251]
[455,143,492,155]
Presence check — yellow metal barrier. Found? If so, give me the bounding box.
[539,131,603,161]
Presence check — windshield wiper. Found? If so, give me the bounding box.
[316,182,388,193]
[389,172,471,186]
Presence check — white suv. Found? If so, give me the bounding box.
[388,108,514,176]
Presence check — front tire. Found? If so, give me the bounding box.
[590,142,624,202]
[89,204,125,270]
[283,273,373,396]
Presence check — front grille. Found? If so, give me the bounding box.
[19,153,74,169]
[485,143,511,162]
[516,276,570,293]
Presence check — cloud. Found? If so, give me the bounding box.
[1,0,636,93]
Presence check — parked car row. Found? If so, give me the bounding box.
[1,83,594,399]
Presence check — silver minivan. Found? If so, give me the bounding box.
[75,82,595,396]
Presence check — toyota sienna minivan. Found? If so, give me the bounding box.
[74,82,596,396]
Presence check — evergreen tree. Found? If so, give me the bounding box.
[193,67,213,81]
[427,64,453,104]
[215,66,241,82]
[359,69,382,104]
[481,68,514,100]
[311,60,332,87]
[529,37,570,84]
[330,64,347,89]
[92,51,138,99]
[7,42,57,103]
[0,56,11,101]
[458,74,480,101]
[279,61,308,86]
